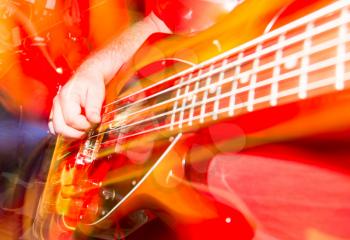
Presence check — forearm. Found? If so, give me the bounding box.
[50,13,170,138]
[80,12,171,83]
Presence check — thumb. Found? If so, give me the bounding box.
[84,80,105,124]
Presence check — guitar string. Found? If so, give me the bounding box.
[89,52,350,141]
[103,17,345,116]
[62,57,344,157]
[101,17,349,126]
[102,3,348,115]
[98,74,345,148]
[96,59,350,144]
[94,37,349,136]
[97,51,347,142]
[103,1,349,109]
[64,38,347,159]
[46,77,343,226]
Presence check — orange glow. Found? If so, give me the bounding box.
[1,1,350,240]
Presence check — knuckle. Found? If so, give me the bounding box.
[65,116,75,126]
[48,124,54,134]
[54,126,63,135]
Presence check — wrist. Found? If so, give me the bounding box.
[78,12,171,86]
[80,51,115,84]
[76,57,107,84]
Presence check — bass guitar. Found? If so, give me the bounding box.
[33,0,350,239]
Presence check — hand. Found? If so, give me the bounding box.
[49,65,105,138]
[48,12,170,138]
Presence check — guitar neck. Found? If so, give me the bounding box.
[168,1,349,128]
[96,1,349,149]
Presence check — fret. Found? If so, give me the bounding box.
[228,52,243,116]
[104,72,339,145]
[335,7,348,90]
[213,59,228,120]
[200,65,215,123]
[170,74,337,134]
[98,50,350,144]
[117,15,348,116]
[113,32,345,134]
[178,74,192,129]
[188,70,202,126]
[270,34,285,106]
[94,2,350,145]
[228,80,238,116]
[247,44,263,112]
[108,11,343,114]
[299,22,314,99]
[170,77,184,130]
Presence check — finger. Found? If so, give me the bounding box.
[52,97,86,138]
[84,80,105,124]
[48,120,55,135]
[59,85,91,130]
[48,110,55,135]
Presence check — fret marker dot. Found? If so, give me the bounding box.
[284,55,298,69]
[212,39,222,52]
[225,217,231,224]
[56,67,63,74]
[166,170,174,184]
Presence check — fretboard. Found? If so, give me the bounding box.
[96,1,350,147]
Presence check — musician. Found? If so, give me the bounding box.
[49,0,236,137]
[45,1,239,239]
[0,0,234,234]
[5,1,348,240]
[48,1,350,240]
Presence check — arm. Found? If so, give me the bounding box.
[49,12,170,138]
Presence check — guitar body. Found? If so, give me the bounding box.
[33,0,350,239]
